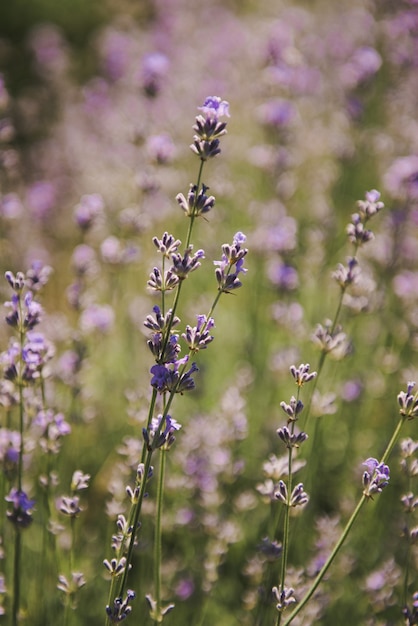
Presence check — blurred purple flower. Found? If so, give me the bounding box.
[257,98,296,128]
[26,181,56,219]
[73,193,104,231]
[267,261,299,291]
[146,134,176,165]
[140,52,169,97]
[384,155,418,201]
[0,193,23,219]
[100,29,132,81]
[80,304,115,334]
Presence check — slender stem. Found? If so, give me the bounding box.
[12,528,21,626]
[153,449,167,622]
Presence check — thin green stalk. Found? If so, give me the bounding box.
[12,528,21,626]
[153,449,167,623]
[282,414,407,625]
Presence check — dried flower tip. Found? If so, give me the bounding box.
[289,363,317,386]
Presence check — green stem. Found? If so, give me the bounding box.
[153,449,167,623]
[12,528,21,626]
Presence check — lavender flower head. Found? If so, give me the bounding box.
[191,96,230,160]
[214,232,248,293]
[362,458,390,498]
[398,381,418,419]
[6,487,35,528]
[198,96,230,120]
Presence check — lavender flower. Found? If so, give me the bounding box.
[362,458,390,498]
[312,321,350,359]
[5,291,43,331]
[59,495,82,517]
[171,246,205,280]
[280,396,304,421]
[198,96,230,120]
[142,414,182,451]
[191,97,230,160]
[152,232,181,257]
[182,315,215,352]
[398,382,418,419]
[144,306,180,333]
[332,257,360,289]
[275,480,309,507]
[106,589,136,622]
[6,488,35,529]
[147,332,180,364]
[289,363,317,387]
[272,585,297,611]
[150,358,198,394]
[214,232,248,293]
[147,266,179,292]
[277,425,308,448]
[176,183,216,218]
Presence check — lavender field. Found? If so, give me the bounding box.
[0,0,417,624]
